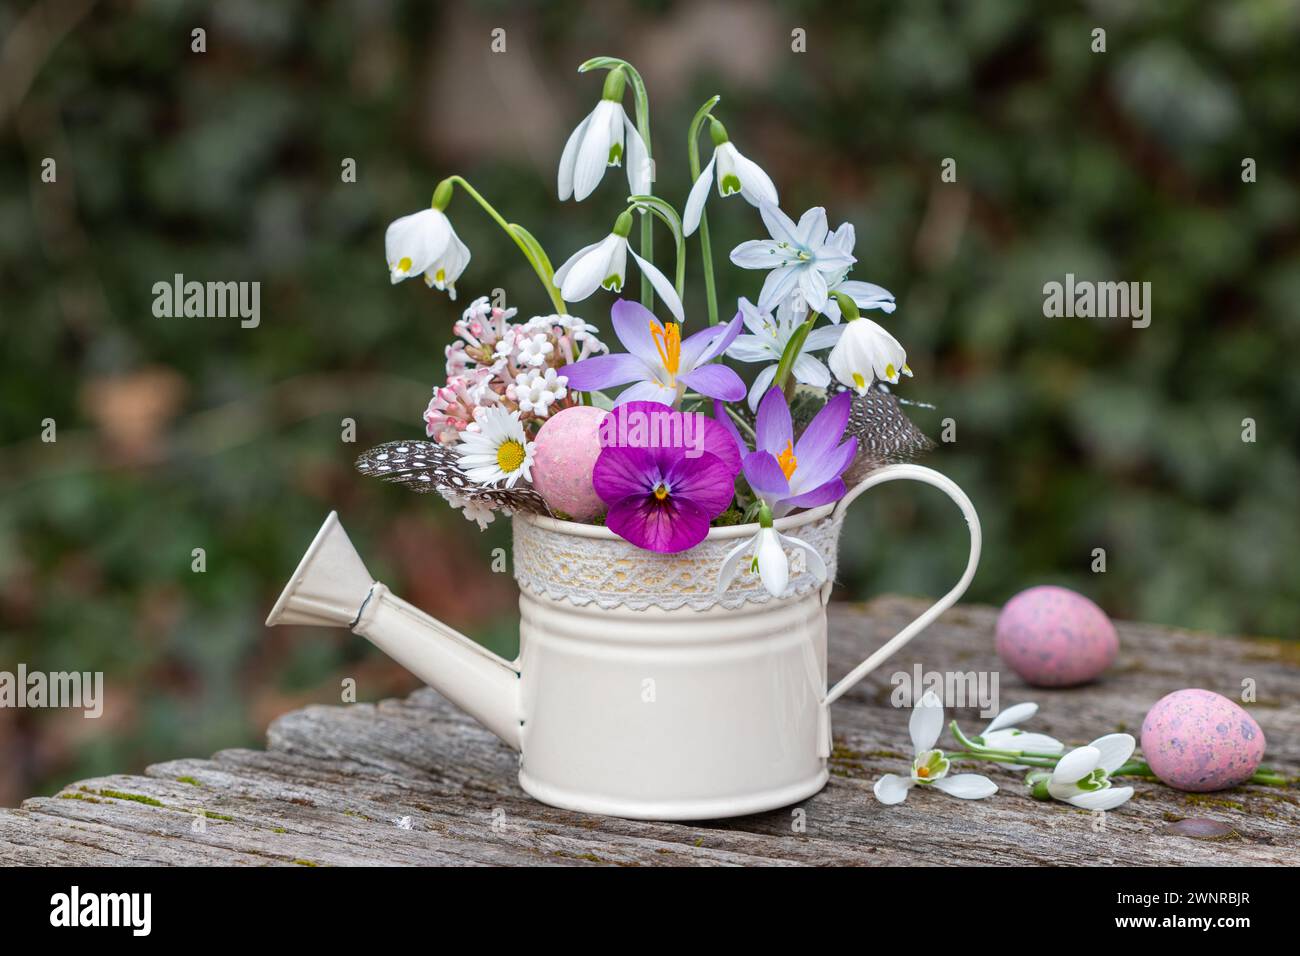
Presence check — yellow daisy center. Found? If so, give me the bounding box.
[777,440,798,480]
[496,439,526,474]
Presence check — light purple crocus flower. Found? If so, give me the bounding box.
[592,402,741,553]
[560,299,745,406]
[735,386,858,517]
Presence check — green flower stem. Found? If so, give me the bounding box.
[580,57,653,310]
[946,752,1061,770]
[627,195,686,303]
[441,175,566,314]
[772,313,818,397]
[950,721,1293,788]
[724,404,757,443]
[688,95,721,325]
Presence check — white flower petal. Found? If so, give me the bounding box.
[560,234,623,302]
[715,535,754,594]
[790,353,830,388]
[873,774,913,806]
[682,155,716,237]
[755,527,789,597]
[730,239,786,270]
[759,202,801,247]
[779,532,828,586]
[909,690,945,754]
[629,248,685,323]
[385,208,451,283]
[730,147,778,206]
[557,111,592,201]
[573,101,617,201]
[1089,733,1136,773]
[984,702,1039,735]
[932,774,998,800]
[1066,786,1134,812]
[1051,745,1101,785]
[552,239,604,288]
[746,363,777,412]
[625,116,651,196]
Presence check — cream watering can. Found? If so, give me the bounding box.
[266,463,979,820]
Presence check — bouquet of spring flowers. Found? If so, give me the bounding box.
[357,56,933,598]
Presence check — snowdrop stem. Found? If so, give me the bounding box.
[627,196,687,302]
[1112,761,1289,787]
[687,95,721,325]
[949,720,1063,762]
[772,314,818,398]
[581,57,654,310]
[441,176,567,314]
[947,751,1061,769]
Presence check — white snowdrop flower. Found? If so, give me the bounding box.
[1031,734,1136,812]
[873,691,998,806]
[683,119,778,235]
[558,68,650,202]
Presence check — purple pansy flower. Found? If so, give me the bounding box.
[560,299,746,406]
[592,402,741,553]
[735,386,858,516]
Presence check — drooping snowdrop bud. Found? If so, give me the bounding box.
[385,180,471,299]
[826,291,911,395]
[683,119,778,236]
[558,68,651,203]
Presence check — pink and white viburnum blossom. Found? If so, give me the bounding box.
[423,295,607,443]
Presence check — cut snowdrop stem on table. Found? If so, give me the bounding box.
[873,691,998,806]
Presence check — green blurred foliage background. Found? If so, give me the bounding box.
[1,0,1297,804]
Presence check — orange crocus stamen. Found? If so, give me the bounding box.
[777,440,798,480]
[650,321,681,378]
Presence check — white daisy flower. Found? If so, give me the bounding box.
[456,407,535,488]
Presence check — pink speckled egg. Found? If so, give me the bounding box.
[1140,689,1265,792]
[530,405,608,521]
[995,585,1118,687]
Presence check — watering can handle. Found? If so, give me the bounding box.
[821,464,981,706]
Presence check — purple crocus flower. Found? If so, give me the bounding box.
[592,401,741,553]
[561,299,746,406]
[736,387,858,516]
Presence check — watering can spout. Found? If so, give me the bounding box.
[266,512,522,750]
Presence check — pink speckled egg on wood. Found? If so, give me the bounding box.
[995,585,1118,687]
[1140,689,1265,792]
[530,405,608,521]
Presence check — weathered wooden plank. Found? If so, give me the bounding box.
[0,597,1295,866]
